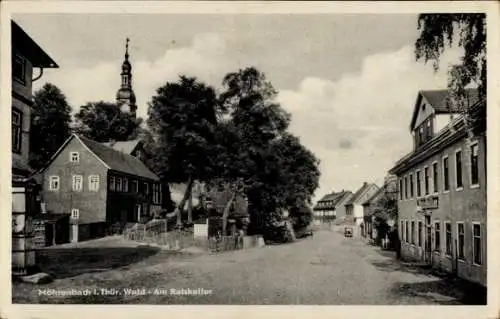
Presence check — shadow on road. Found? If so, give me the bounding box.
[35,247,161,279]
[390,278,487,305]
[368,248,487,305]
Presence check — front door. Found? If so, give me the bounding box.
[135,204,141,222]
[424,215,432,264]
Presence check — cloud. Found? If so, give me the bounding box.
[277,45,463,201]
[35,30,464,204]
[35,32,239,119]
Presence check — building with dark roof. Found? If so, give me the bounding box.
[389,88,486,287]
[313,190,353,225]
[38,134,162,242]
[11,20,59,275]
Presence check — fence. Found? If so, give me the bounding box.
[123,221,194,250]
[194,235,242,253]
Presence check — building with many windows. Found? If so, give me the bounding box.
[389,89,486,286]
[11,20,58,274]
[38,134,162,242]
[312,190,353,225]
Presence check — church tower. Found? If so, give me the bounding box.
[116,38,137,117]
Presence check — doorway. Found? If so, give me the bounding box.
[425,215,432,264]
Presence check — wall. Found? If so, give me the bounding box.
[335,193,353,221]
[397,135,486,286]
[435,114,453,135]
[352,185,379,221]
[413,100,434,130]
[11,56,34,174]
[42,137,108,224]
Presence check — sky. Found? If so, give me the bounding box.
[14,13,463,202]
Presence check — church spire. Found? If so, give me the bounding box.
[125,37,129,61]
[116,37,137,117]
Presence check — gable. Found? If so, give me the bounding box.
[412,96,435,130]
[43,136,109,175]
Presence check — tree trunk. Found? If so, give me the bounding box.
[187,184,193,224]
[175,175,193,227]
[222,184,238,236]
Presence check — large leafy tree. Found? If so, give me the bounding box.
[147,75,218,226]
[215,67,292,234]
[73,101,142,142]
[30,83,72,170]
[415,14,486,131]
[214,67,319,234]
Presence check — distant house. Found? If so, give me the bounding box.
[362,175,398,240]
[344,182,379,227]
[38,134,162,242]
[361,188,385,239]
[313,190,353,225]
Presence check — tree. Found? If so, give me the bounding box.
[30,83,72,170]
[73,101,142,142]
[415,14,486,131]
[371,191,398,245]
[214,67,320,235]
[147,76,219,226]
[215,67,292,234]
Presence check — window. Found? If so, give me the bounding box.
[416,170,422,197]
[424,166,430,195]
[109,176,115,191]
[418,221,423,247]
[405,221,409,243]
[473,223,482,265]
[400,221,404,242]
[411,221,415,245]
[123,178,128,192]
[409,174,414,198]
[116,177,122,192]
[144,182,149,196]
[12,109,22,153]
[470,143,479,187]
[426,119,432,139]
[404,176,408,199]
[457,223,465,261]
[12,54,26,83]
[88,175,99,191]
[49,176,60,191]
[432,162,439,193]
[71,208,79,219]
[72,175,83,191]
[443,156,449,192]
[153,184,161,204]
[418,127,424,146]
[455,149,463,189]
[434,221,441,252]
[399,179,403,200]
[70,152,80,163]
[445,222,452,256]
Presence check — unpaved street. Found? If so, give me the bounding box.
[13,229,482,305]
